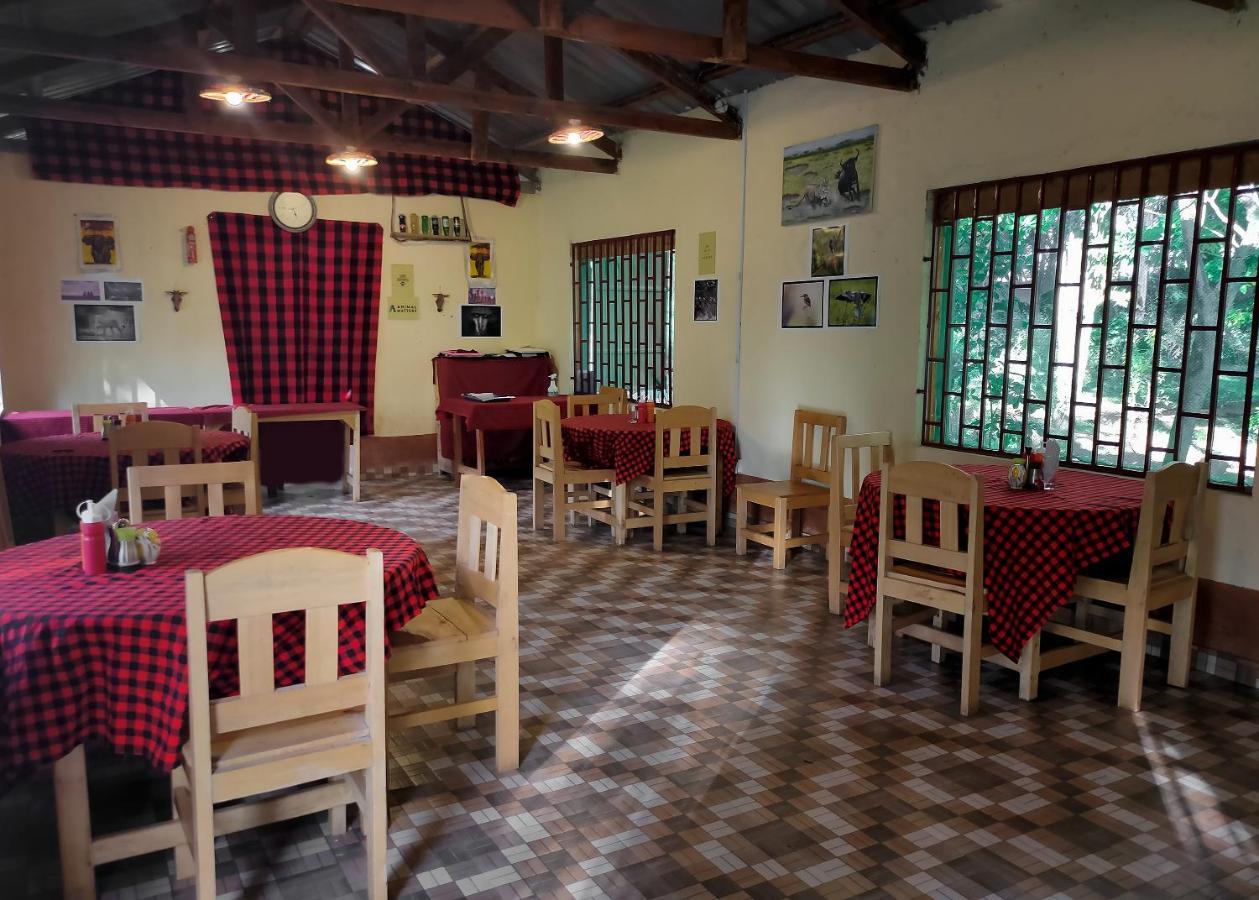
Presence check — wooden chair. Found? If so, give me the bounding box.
[176,548,388,900]
[827,432,895,615]
[108,421,203,520]
[735,409,847,569]
[72,401,149,434]
[127,461,260,521]
[1022,462,1207,711]
[230,406,263,512]
[568,386,627,418]
[872,462,992,716]
[388,475,520,772]
[532,400,618,541]
[623,406,720,551]
[0,458,13,550]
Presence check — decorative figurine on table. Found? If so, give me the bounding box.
[547,373,559,396]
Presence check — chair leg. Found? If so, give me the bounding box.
[959,610,982,716]
[613,483,627,546]
[531,478,543,531]
[930,612,945,664]
[652,490,664,552]
[873,594,894,686]
[496,643,521,773]
[1117,601,1149,712]
[358,767,388,900]
[189,772,216,900]
[771,499,788,569]
[171,769,194,881]
[1018,630,1041,701]
[706,487,718,547]
[735,492,748,555]
[455,661,476,729]
[329,804,348,837]
[1168,591,1196,689]
[553,483,566,542]
[54,746,96,900]
[1073,598,1090,629]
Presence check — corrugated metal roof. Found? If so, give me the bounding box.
[0,0,1000,150]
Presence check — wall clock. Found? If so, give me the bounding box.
[268,191,317,233]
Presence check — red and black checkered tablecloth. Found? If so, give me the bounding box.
[561,414,739,497]
[844,464,1145,660]
[0,431,250,529]
[0,515,437,781]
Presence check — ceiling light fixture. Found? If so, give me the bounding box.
[547,118,604,146]
[325,147,378,173]
[198,80,271,107]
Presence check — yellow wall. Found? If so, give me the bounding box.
[0,153,541,435]
[533,127,745,418]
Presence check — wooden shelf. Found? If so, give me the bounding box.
[390,232,471,244]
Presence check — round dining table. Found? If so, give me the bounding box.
[561,413,740,498]
[0,430,250,538]
[0,514,438,779]
[844,464,1146,659]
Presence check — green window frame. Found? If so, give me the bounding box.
[923,142,1259,492]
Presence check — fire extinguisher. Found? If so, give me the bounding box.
[183,225,198,265]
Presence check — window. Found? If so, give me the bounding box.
[923,143,1259,492]
[571,230,675,405]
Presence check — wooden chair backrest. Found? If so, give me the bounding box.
[72,401,149,434]
[788,409,847,486]
[184,548,385,741]
[597,386,628,414]
[1129,462,1207,588]
[877,461,983,597]
[108,421,203,489]
[0,458,13,551]
[567,394,605,418]
[127,461,260,521]
[830,432,895,525]
[454,476,519,632]
[533,400,564,471]
[655,405,717,475]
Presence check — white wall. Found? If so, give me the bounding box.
[0,155,541,435]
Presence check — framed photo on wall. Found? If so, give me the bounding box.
[60,279,100,302]
[460,304,502,339]
[103,279,143,302]
[693,278,718,322]
[809,224,847,277]
[76,213,121,272]
[780,279,824,328]
[73,303,139,342]
[826,275,879,327]
[467,239,495,287]
[781,124,877,226]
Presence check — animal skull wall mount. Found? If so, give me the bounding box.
[433,291,449,313]
[166,289,188,312]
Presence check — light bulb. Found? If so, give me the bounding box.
[344,159,360,173]
[225,91,244,107]
[566,130,580,145]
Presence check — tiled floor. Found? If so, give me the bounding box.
[2,473,1258,899]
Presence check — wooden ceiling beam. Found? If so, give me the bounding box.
[426,26,512,83]
[334,0,916,90]
[0,92,617,173]
[277,84,349,138]
[721,0,748,63]
[826,0,926,69]
[0,25,737,139]
[544,35,563,100]
[618,50,737,124]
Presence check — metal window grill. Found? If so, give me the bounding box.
[923,142,1259,492]
[571,230,676,406]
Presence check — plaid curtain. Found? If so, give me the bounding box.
[26,44,520,205]
[207,212,383,433]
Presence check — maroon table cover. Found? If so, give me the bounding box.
[561,414,740,497]
[0,406,233,442]
[437,395,566,434]
[433,356,554,469]
[0,431,250,536]
[248,402,365,488]
[0,515,438,780]
[844,464,1145,659]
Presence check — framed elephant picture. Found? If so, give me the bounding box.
[76,213,121,273]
